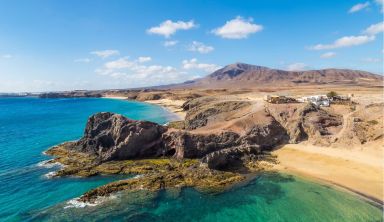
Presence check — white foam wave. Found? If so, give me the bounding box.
[64,195,117,209]
[64,199,97,209]
[44,171,57,179]
[37,160,63,168]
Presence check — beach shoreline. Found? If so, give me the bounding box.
[101,95,129,100]
[144,99,186,120]
[272,143,384,205]
[101,96,186,120]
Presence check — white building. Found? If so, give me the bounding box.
[298,95,330,107]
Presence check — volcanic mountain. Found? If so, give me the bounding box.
[178,63,383,88]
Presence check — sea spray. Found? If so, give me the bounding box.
[37,159,63,169]
[43,171,57,179]
[64,194,118,209]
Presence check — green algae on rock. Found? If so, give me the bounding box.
[43,107,289,202]
[46,143,246,203]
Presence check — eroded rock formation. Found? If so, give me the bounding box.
[75,112,166,161]
[266,103,343,145]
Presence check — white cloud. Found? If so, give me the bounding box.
[363,22,384,35]
[2,54,12,59]
[182,58,221,73]
[95,56,194,86]
[74,58,91,63]
[349,2,370,13]
[137,56,152,63]
[320,52,337,59]
[188,41,214,54]
[310,35,375,50]
[212,16,263,39]
[147,20,196,38]
[103,57,134,70]
[164,40,178,47]
[90,50,120,58]
[286,63,308,71]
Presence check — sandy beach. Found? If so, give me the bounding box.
[272,143,384,204]
[102,95,128,100]
[102,95,186,120]
[145,99,186,120]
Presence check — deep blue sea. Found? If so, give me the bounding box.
[0,97,382,222]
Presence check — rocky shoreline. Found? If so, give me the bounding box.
[45,111,278,203]
[44,92,383,203]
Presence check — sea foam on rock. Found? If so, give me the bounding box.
[37,159,63,168]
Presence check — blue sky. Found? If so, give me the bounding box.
[0,0,382,92]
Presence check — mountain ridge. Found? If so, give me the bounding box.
[176,62,383,88]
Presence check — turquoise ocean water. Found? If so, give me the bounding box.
[0,97,382,221]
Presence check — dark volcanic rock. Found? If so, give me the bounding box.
[163,118,287,164]
[242,119,289,150]
[57,111,285,170]
[162,131,241,159]
[201,144,260,170]
[76,112,166,161]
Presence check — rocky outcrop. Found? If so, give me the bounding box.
[135,93,162,101]
[49,108,288,172]
[242,119,289,149]
[335,103,384,146]
[201,144,260,170]
[51,102,343,171]
[163,117,287,159]
[162,131,241,159]
[184,100,251,130]
[181,96,218,111]
[163,118,288,170]
[266,103,343,145]
[78,160,244,203]
[75,112,166,161]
